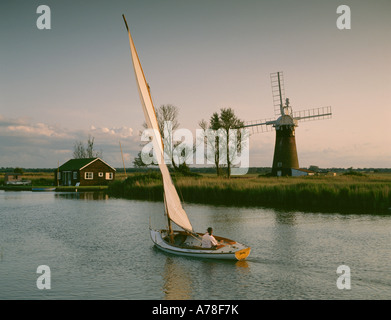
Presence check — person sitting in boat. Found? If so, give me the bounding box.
[201,227,219,248]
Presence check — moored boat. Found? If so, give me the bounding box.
[32,187,56,191]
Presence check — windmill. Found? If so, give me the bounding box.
[243,72,332,176]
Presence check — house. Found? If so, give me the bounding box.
[317,170,337,177]
[291,168,316,177]
[56,158,116,186]
[4,173,31,185]
[5,173,22,184]
[274,168,315,177]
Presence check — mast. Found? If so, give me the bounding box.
[163,192,174,243]
[119,141,127,177]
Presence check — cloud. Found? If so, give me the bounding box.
[1,114,388,169]
[0,114,139,168]
[0,116,69,139]
[90,125,133,139]
[7,123,66,138]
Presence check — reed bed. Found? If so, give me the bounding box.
[108,173,391,214]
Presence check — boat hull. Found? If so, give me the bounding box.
[32,187,56,191]
[150,229,251,261]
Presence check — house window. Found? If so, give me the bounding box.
[105,172,113,180]
[73,172,78,180]
[277,162,282,167]
[57,172,61,180]
[85,172,93,180]
[98,172,103,177]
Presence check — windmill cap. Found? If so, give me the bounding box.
[276,114,297,126]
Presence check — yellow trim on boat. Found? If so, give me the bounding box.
[234,247,251,261]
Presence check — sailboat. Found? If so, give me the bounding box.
[122,15,251,261]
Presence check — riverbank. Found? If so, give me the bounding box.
[107,172,391,214]
[0,185,108,192]
[2,171,390,214]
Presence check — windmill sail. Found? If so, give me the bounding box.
[270,72,285,116]
[293,106,332,122]
[123,15,193,233]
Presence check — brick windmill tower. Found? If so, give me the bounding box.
[244,72,332,176]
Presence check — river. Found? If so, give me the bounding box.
[0,190,390,300]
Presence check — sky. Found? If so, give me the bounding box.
[0,0,390,169]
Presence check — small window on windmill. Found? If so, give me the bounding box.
[277,162,282,167]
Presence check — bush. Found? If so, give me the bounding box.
[343,170,366,177]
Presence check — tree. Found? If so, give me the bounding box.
[155,104,181,171]
[199,112,223,176]
[73,141,86,159]
[86,136,98,158]
[155,104,180,137]
[219,108,245,178]
[14,167,24,174]
[199,108,246,178]
[309,165,320,172]
[132,151,149,168]
[73,135,102,159]
[134,104,186,171]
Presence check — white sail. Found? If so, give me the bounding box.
[123,15,193,233]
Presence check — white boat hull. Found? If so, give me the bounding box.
[150,229,251,261]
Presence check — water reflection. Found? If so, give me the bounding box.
[163,257,193,300]
[270,210,312,298]
[235,260,249,269]
[275,210,297,225]
[55,192,109,201]
[160,250,250,300]
[2,191,391,299]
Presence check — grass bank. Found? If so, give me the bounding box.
[0,185,108,192]
[0,171,117,191]
[107,172,391,214]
